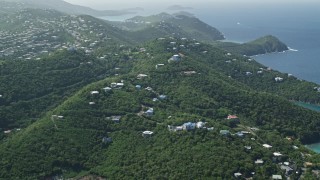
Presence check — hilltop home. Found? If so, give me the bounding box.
[158,95,167,100]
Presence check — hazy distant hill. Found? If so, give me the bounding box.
[0,0,142,16]
[111,12,225,42]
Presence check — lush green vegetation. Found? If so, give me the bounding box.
[1,38,320,179]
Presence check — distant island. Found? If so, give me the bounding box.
[167,5,194,11]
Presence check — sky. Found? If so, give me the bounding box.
[63,0,319,10]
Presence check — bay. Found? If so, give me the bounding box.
[305,143,320,154]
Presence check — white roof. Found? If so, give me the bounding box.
[137,74,148,77]
[263,144,272,148]
[272,175,282,179]
[90,91,99,94]
[273,152,283,156]
[143,131,154,135]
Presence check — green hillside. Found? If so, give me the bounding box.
[1,38,320,179]
[216,35,289,56]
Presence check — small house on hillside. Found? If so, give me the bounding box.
[145,108,154,116]
[168,54,181,62]
[137,74,148,79]
[142,131,154,137]
[273,152,283,157]
[90,91,99,95]
[4,130,11,134]
[263,144,272,148]
[255,159,264,165]
[234,172,242,178]
[135,85,142,90]
[236,132,244,138]
[227,115,239,120]
[275,77,284,82]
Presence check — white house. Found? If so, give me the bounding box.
[255,159,264,164]
[90,91,99,95]
[272,175,282,180]
[275,77,284,82]
[142,131,154,137]
[263,144,272,148]
[273,152,283,157]
[137,74,148,79]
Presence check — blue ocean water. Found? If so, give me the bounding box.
[306,143,320,153]
[192,3,320,84]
